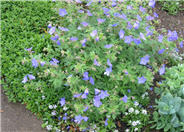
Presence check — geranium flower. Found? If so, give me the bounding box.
[104,44,113,49]
[105,118,108,126]
[81,21,89,27]
[133,21,140,29]
[95,89,101,95]
[83,72,89,81]
[159,64,165,75]
[158,49,165,54]
[83,106,88,112]
[138,76,147,84]
[104,67,112,76]
[119,29,125,39]
[59,8,67,17]
[124,36,133,44]
[22,75,28,83]
[98,90,109,99]
[40,61,45,66]
[127,22,132,30]
[137,15,142,21]
[107,59,112,67]
[49,27,56,35]
[32,58,38,68]
[97,18,105,24]
[180,41,183,48]
[154,12,159,18]
[140,32,146,40]
[74,115,83,124]
[90,30,97,37]
[94,59,100,66]
[73,93,82,98]
[70,37,78,42]
[134,38,141,45]
[87,10,93,16]
[149,0,156,8]
[58,27,69,32]
[60,98,65,107]
[139,6,146,13]
[167,30,178,41]
[89,77,94,85]
[158,34,163,43]
[50,58,59,66]
[122,95,128,103]
[140,55,150,65]
[27,74,35,80]
[81,39,87,47]
[93,96,102,107]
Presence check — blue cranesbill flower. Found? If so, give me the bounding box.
[133,21,140,29]
[154,12,159,18]
[32,58,38,68]
[139,6,146,13]
[122,95,128,103]
[48,24,52,28]
[159,64,165,75]
[138,76,147,84]
[22,75,28,83]
[140,55,150,65]
[105,118,108,126]
[140,32,146,40]
[87,10,93,16]
[70,37,78,42]
[104,66,112,76]
[95,88,101,95]
[137,15,142,21]
[134,38,141,45]
[104,44,113,49]
[158,34,163,43]
[50,34,59,41]
[121,13,128,20]
[89,77,95,85]
[81,21,89,27]
[83,72,89,81]
[40,61,45,66]
[124,36,133,44]
[180,41,183,48]
[112,2,116,7]
[158,49,165,54]
[98,90,109,99]
[149,0,156,8]
[102,7,110,15]
[93,96,102,107]
[28,74,35,80]
[94,59,100,66]
[59,27,69,32]
[78,9,84,13]
[83,106,88,112]
[112,23,118,27]
[107,59,112,67]
[59,8,67,17]
[60,98,65,107]
[73,93,82,98]
[97,18,105,24]
[75,0,82,3]
[83,116,88,122]
[56,40,61,46]
[49,27,56,35]
[146,16,154,21]
[167,30,178,41]
[86,1,92,6]
[90,30,97,37]
[127,22,132,30]
[114,12,121,17]
[74,115,83,124]
[127,5,132,10]
[81,39,87,47]
[119,29,125,39]
[50,58,59,66]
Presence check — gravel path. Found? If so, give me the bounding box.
[1,88,46,132]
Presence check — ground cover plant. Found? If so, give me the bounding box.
[1,0,184,132]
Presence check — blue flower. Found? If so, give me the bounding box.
[127,5,133,10]
[50,58,59,66]
[154,12,159,18]
[59,27,69,32]
[78,10,84,13]
[112,2,117,7]
[104,66,112,76]
[48,24,52,29]
[124,36,133,44]
[137,15,142,21]
[27,74,35,80]
[119,29,125,39]
[158,34,163,43]
[87,10,93,16]
[94,59,100,66]
[83,72,89,81]
[89,77,94,85]
[32,58,38,68]
[133,21,140,29]
[121,13,128,20]
[127,89,131,93]
[138,76,147,84]
[140,32,146,40]
[149,0,156,8]
[122,95,128,103]
[50,34,59,41]
[40,61,45,66]
[83,116,88,122]
[159,64,165,75]
[114,12,121,17]
[93,96,102,107]
[90,30,97,37]
[127,22,132,30]
[81,22,89,27]
[81,39,87,47]
[139,6,146,13]
[73,93,82,98]
[104,44,113,49]
[97,18,105,24]
[75,0,82,3]
[167,30,178,41]
[112,23,118,27]
[107,59,112,67]
[49,27,56,35]
[146,16,154,21]
[60,98,65,107]
[102,7,110,15]
[56,40,61,46]
[59,8,67,17]
[158,49,165,54]
[95,89,101,95]
[140,55,150,65]
[83,106,88,112]
[98,90,109,99]
[105,118,108,126]
[22,75,28,83]
[134,38,141,45]
[180,41,183,48]
[70,37,78,42]
[74,115,83,124]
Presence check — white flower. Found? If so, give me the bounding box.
[145,92,148,95]
[129,120,132,124]
[46,125,52,131]
[125,129,129,132]
[136,120,141,125]
[134,128,138,131]
[42,95,45,100]
[132,121,137,126]
[142,109,147,115]
[128,107,134,113]
[134,101,139,106]
[49,105,53,109]
[125,112,128,115]
[141,94,145,99]
[135,110,140,114]
[114,130,119,132]
[63,106,68,111]
[51,111,56,116]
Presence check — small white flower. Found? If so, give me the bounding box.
[135,110,140,114]
[49,105,53,109]
[42,95,45,100]
[141,94,145,99]
[128,107,134,113]
[63,106,68,111]
[51,111,56,116]
[114,130,119,132]
[145,92,148,95]
[142,109,147,115]
[134,128,138,131]
[136,120,141,125]
[129,120,132,124]
[125,112,128,115]
[46,125,52,131]
[125,129,130,132]
[134,101,139,106]
[132,121,137,126]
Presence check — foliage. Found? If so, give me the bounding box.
[159,1,184,15]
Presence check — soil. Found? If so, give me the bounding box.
[1,88,46,132]
[153,2,184,39]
